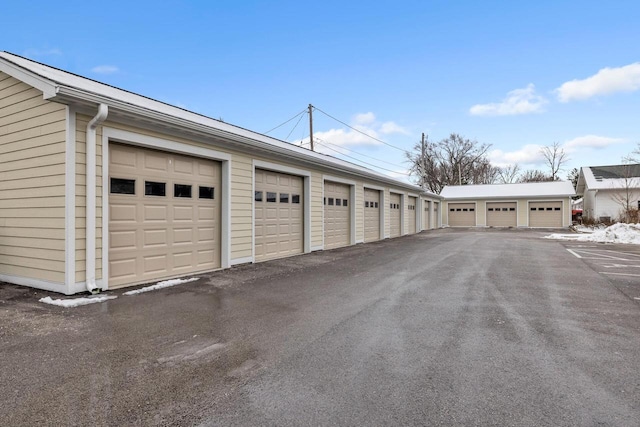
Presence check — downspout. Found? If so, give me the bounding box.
[86,104,109,293]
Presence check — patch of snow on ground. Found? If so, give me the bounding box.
[545,223,640,245]
[123,277,199,295]
[39,295,117,308]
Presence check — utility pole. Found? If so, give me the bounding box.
[308,104,314,152]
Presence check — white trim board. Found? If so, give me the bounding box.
[64,106,76,295]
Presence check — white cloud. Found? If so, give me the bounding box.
[488,144,545,167]
[91,65,119,74]
[556,63,640,102]
[353,112,375,125]
[380,121,409,135]
[23,48,62,57]
[489,135,627,167]
[297,112,408,149]
[562,135,626,151]
[470,84,547,116]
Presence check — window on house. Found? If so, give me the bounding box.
[110,178,135,195]
[174,184,192,198]
[199,186,215,199]
[145,181,166,197]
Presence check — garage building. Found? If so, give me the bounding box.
[440,182,575,228]
[0,52,441,295]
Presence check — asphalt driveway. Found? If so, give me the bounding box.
[1,229,639,426]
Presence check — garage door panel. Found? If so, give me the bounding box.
[364,189,380,242]
[110,231,136,250]
[529,201,563,227]
[486,202,517,227]
[143,229,167,247]
[255,169,304,261]
[324,181,350,249]
[109,143,221,289]
[144,205,167,221]
[110,204,136,222]
[448,203,476,227]
[390,193,401,237]
[407,196,417,234]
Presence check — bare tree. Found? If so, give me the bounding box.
[406,133,495,193]
[540,142,569,181]
[519,169,552,183]
[497,164,521,183]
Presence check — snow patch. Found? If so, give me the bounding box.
[39,295,117,308]
[545,223,640,245]
[123,277,199,295]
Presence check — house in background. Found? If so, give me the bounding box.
[440,181,575,228]
[576,164,640,222]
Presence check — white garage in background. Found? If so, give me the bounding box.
[440,181,575,228]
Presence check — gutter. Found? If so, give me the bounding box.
[85,104,109,293]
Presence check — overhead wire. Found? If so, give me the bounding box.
[314,138,411,176]
[312,105,410,154]
[264,108,307,135]
[317,138,409,169]
[285,110,306,141]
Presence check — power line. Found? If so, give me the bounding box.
[313,105,410,154]
[314,139,411,176]
[264,109,307,135]
[318,138,409,170]
[285,110,306,140]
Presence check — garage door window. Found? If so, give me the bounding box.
[111,178,135,195]
[280,193,289,203]
[328,198,334,206]
[292,194,300,204]
[343,199,348,207]
[336,198,342,206]
[267,192,276,202]
[255,191,263,202]
[199,186,215,199]
[174,184,192,198]
[145,181,166,197]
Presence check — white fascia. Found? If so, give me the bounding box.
[100,127,233,289]
[0,60,58,99]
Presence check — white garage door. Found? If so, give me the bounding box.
[254,169,303,261]
[364,188,380,242]
[108,143,221,289]
[407,196,417,234]
[448,203,476,227]
[529,201,563,227]
[486,202,517,227]
[324,181,350,249]
[423,201,431,229]
[390,193,402,238]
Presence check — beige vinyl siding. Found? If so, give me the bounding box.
[0,72,67,285]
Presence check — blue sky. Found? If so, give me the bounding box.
[3,1,640,184]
